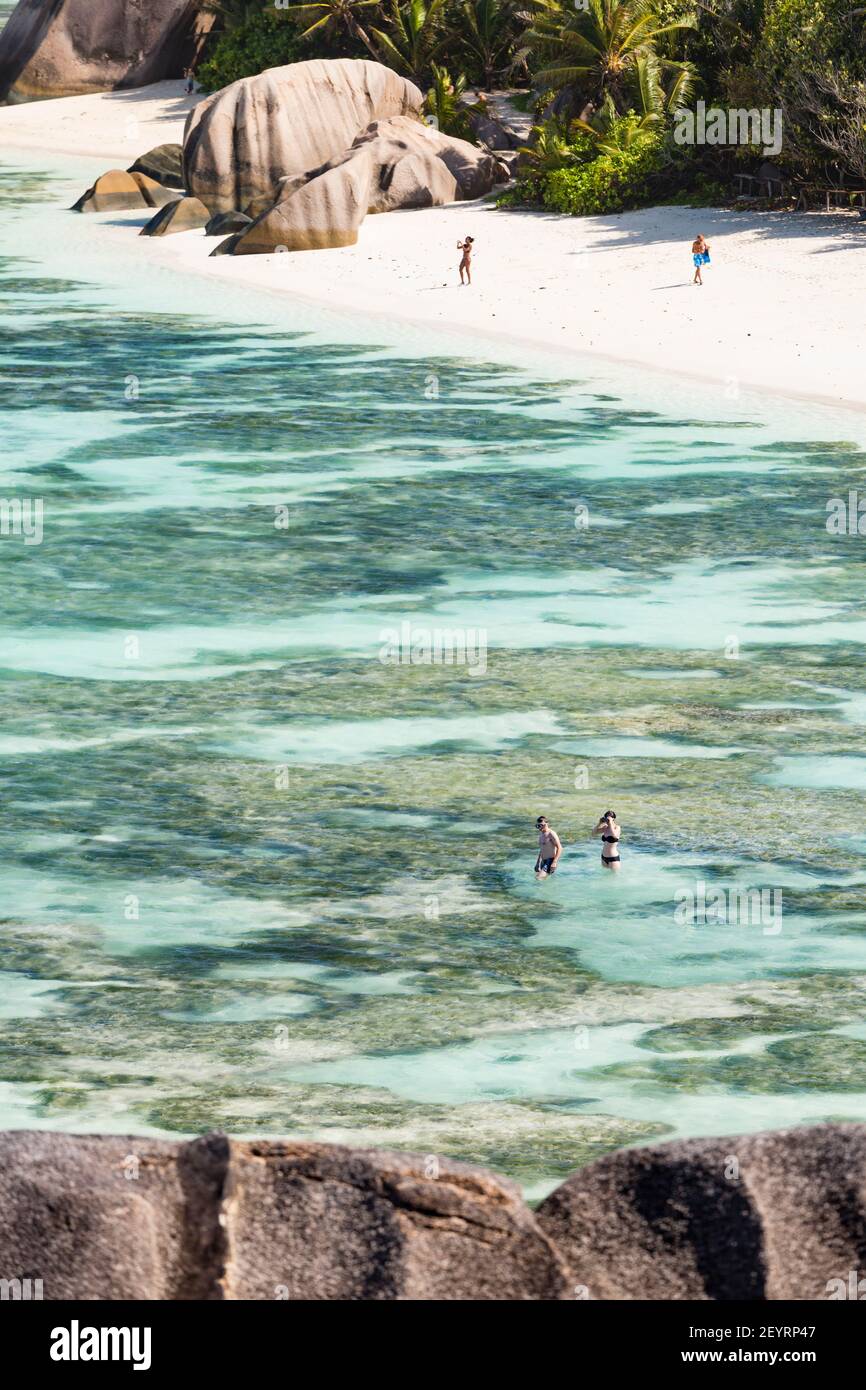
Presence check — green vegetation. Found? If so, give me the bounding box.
[424,64,473,138]
[370,0,449,85]
[543,126,666,214]
[197,9,304,89]
[195,0,866,212]
[523,0,696,106]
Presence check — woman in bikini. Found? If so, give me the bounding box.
[692,234,710,285]
[593,810,621,871]
[457,236,474,285]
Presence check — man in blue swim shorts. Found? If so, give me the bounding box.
[692,233,710,285]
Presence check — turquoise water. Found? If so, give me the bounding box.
[3,154,866,1197]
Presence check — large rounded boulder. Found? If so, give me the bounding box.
[183,58,424,215]
[226,116,503,255]
[0,1132,570,1299]
[536,1124,866,1300]
[0,0,211,103]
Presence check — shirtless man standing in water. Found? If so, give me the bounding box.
[534,816,562,878]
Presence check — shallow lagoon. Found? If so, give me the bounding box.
[1,156,866,1196]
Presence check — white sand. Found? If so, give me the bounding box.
[3,84,866,409]
[0,80,196,158]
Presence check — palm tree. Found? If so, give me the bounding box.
[281,0,383,60]
[460,0,518,89]
[370,0,448,86]
[424,64,472,137]
[568,52,694,152]
[571,91,658,152]
[524,0,695,107]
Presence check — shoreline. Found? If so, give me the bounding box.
[3,84,866,414]
[108,199,866,419]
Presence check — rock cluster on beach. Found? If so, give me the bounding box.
[184,59,424,214]
[224,115,506,256]
[69,59,508,251]
[2,1123,864,1299]
[0,0,211,103]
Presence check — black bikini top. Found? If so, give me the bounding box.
[602,833,618,842]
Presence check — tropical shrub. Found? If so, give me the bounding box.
[424,65,473,137]
[197,9,305,90]
[542,126,665,213]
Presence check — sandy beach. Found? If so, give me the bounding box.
[3,82,866,408]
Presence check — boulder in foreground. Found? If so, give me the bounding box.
[536,1124,866,1300]
[3,1123,862,1298]
[0,1133,569,1300]
[224,1141,569,1299]
[0,1130,227,1299]
[183,58,423,214]
[0,0,211,103]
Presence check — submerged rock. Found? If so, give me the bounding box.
[0,0,212,103]
[128,144,186,191]
[183,58,423,214]
[140,196,210,237]
[229,116,503,255]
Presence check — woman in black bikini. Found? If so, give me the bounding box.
[593,810,621,871]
